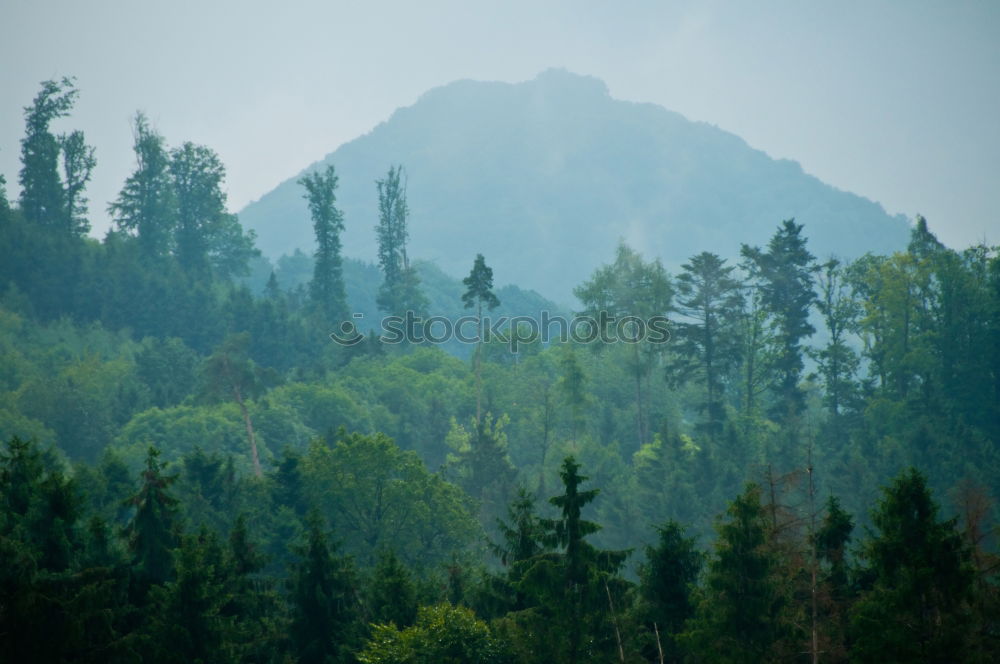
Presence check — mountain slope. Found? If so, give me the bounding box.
[239,69,910,304]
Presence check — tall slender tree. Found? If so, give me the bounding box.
[300,165,348,325]
[518,457,629,663]
[19,77,78,230]
[463,253,501,421]
[58,129,96,236]
[202,333,272,477]
[812,258,861,423]
[375,165,427,317]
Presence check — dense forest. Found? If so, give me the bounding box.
[2,78,999,663]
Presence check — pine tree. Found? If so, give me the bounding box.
[300,165,348,325]
[813,496,853,662]
[202,333,272,477]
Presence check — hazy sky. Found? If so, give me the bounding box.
[2,0,998,248]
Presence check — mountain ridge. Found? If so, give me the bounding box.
[239,69,911,304]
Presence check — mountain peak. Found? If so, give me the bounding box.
[239,71,909,304]
[529,67,610,97]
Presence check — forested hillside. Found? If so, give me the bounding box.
[2,78,999,663]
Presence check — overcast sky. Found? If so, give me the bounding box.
[2,0,997,248]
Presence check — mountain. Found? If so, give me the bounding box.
[238,69,911,305]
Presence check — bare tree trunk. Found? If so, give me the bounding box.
[653,622,665,664]
[234,385,262,478]
[808,451,819,664]
[605,579,626,664]
[476,299,483,423]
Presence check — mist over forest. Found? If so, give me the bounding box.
[1,67,998,664]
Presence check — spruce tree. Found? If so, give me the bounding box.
[289,512,359,664]
[637,520,702,663]
[518,457,630,663]
[125,447,181,597]
[850,468,973,662]
[682,483,789,663]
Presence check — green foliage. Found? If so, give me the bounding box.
[359,603,512,664]
[288,512,360,664]
[850,468,974,662]
[513,457,630,664]
[110,112,175,259]
[126,447,181,593]
[682,483,791,663]
[366,549,419,628]
[575,242,672,449]
[301,431,481,569]
[636,520,702,661]
[19,77,94,234]
[376,165,427,317]
[741,219,817,421]
[669,251,743,440]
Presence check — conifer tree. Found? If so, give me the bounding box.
[669,251,743,441]
[850,468,973,662]
[682,483,790,663]
[366,549,418,628]
[144,528,235,664]
[126,447,181,596]
[289,512,360,664]
[518,457,629,663]
[637,520,702,663]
